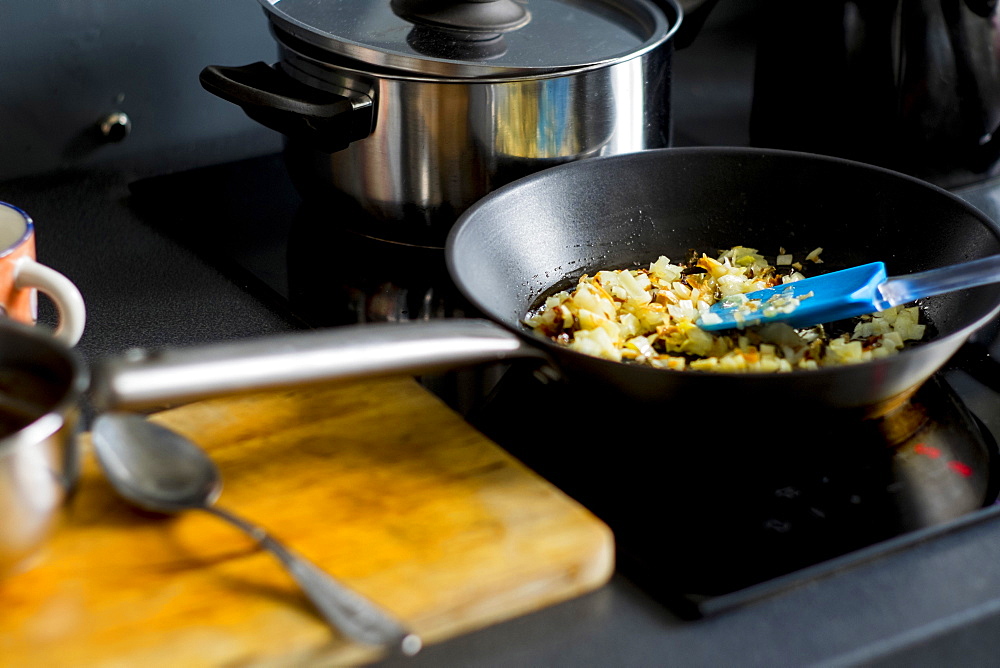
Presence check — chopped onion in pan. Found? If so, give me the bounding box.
[523,247,925,373]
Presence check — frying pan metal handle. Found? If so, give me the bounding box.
[90,319,544,411]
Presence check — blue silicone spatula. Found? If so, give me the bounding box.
[698,255,1000,331]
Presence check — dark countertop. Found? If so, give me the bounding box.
[6,5,1000,667]
[0,145,294,359]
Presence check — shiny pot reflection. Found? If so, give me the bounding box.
[280,42,667,244]
[200,0,681,246]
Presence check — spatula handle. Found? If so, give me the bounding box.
[878,254,1000,307]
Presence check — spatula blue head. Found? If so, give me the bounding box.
[698,262,889,331]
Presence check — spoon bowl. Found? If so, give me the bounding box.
[92,414,221,512]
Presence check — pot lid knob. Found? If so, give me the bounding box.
[390,0,530,35]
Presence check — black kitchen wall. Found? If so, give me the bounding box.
[0,1,765,181]
[0,1,281,180]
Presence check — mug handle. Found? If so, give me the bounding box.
[13,258,86,346]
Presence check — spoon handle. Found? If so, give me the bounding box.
[204,505,421,656]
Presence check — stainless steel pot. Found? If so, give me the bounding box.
[0,323,86,576]
[200,0,682,246]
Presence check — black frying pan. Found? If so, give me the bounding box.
[90,148,1000,418]
[443,147,1000,416]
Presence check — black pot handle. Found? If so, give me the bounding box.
[199,62,374,153]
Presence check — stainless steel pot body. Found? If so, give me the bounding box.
[200,0,680,246]
[278,34,674,245]
[0,324,85,576]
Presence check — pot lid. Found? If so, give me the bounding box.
[257,0,681,78]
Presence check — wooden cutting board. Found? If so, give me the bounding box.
[0,376,613,666]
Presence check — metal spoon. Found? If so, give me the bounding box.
[90,412,421,656]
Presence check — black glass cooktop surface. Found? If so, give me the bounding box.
[128,153,1000,616]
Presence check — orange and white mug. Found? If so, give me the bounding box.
[0,202,85,345]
